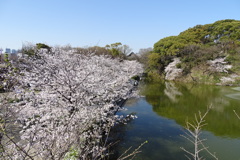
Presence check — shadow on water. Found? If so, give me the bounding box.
[110,81,240,160]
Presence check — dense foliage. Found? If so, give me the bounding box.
[36,43,51,51]
[148,19,240,81]
[154,19,240,56]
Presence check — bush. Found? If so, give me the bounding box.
[225,55,236,63]
[36,43,51,51]
[176,63,182,68]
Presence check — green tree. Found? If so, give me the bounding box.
[153,36,187,56]
[105,42,123,57]
[36,43,51,51]
[147,52,161,70]
[148,19,240,80]
[3,54,9,63]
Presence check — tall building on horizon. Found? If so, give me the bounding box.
[5,48,11,53]
[12,49,17,54]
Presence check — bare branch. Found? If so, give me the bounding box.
[181,106,218,160]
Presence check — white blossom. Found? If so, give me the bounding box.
[2,48,143,159]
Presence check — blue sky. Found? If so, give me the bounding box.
[0,0,239,52]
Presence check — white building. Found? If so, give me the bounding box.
[0,48,3,54]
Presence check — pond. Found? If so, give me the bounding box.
[110,81,240,160]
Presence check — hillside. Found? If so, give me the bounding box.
[147,19,240,85]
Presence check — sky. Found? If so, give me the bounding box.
[0,0,240,53]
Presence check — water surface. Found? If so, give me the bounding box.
[111,82,240,160]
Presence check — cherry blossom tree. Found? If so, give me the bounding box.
[1,47,143,159]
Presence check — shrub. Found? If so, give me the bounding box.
[176,63,182,68]
[36,43,51,51]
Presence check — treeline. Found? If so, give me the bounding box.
[145,19,240,81]
[21,42,134,59]
[1,42,148,92]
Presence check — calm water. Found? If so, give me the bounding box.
[111,82,240,160]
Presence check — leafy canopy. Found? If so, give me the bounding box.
[146,19,240,77]
[153,19,240,56]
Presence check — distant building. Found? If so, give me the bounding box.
[0,48,3,54]
[5,48,11,53]
[12,49,17,54]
